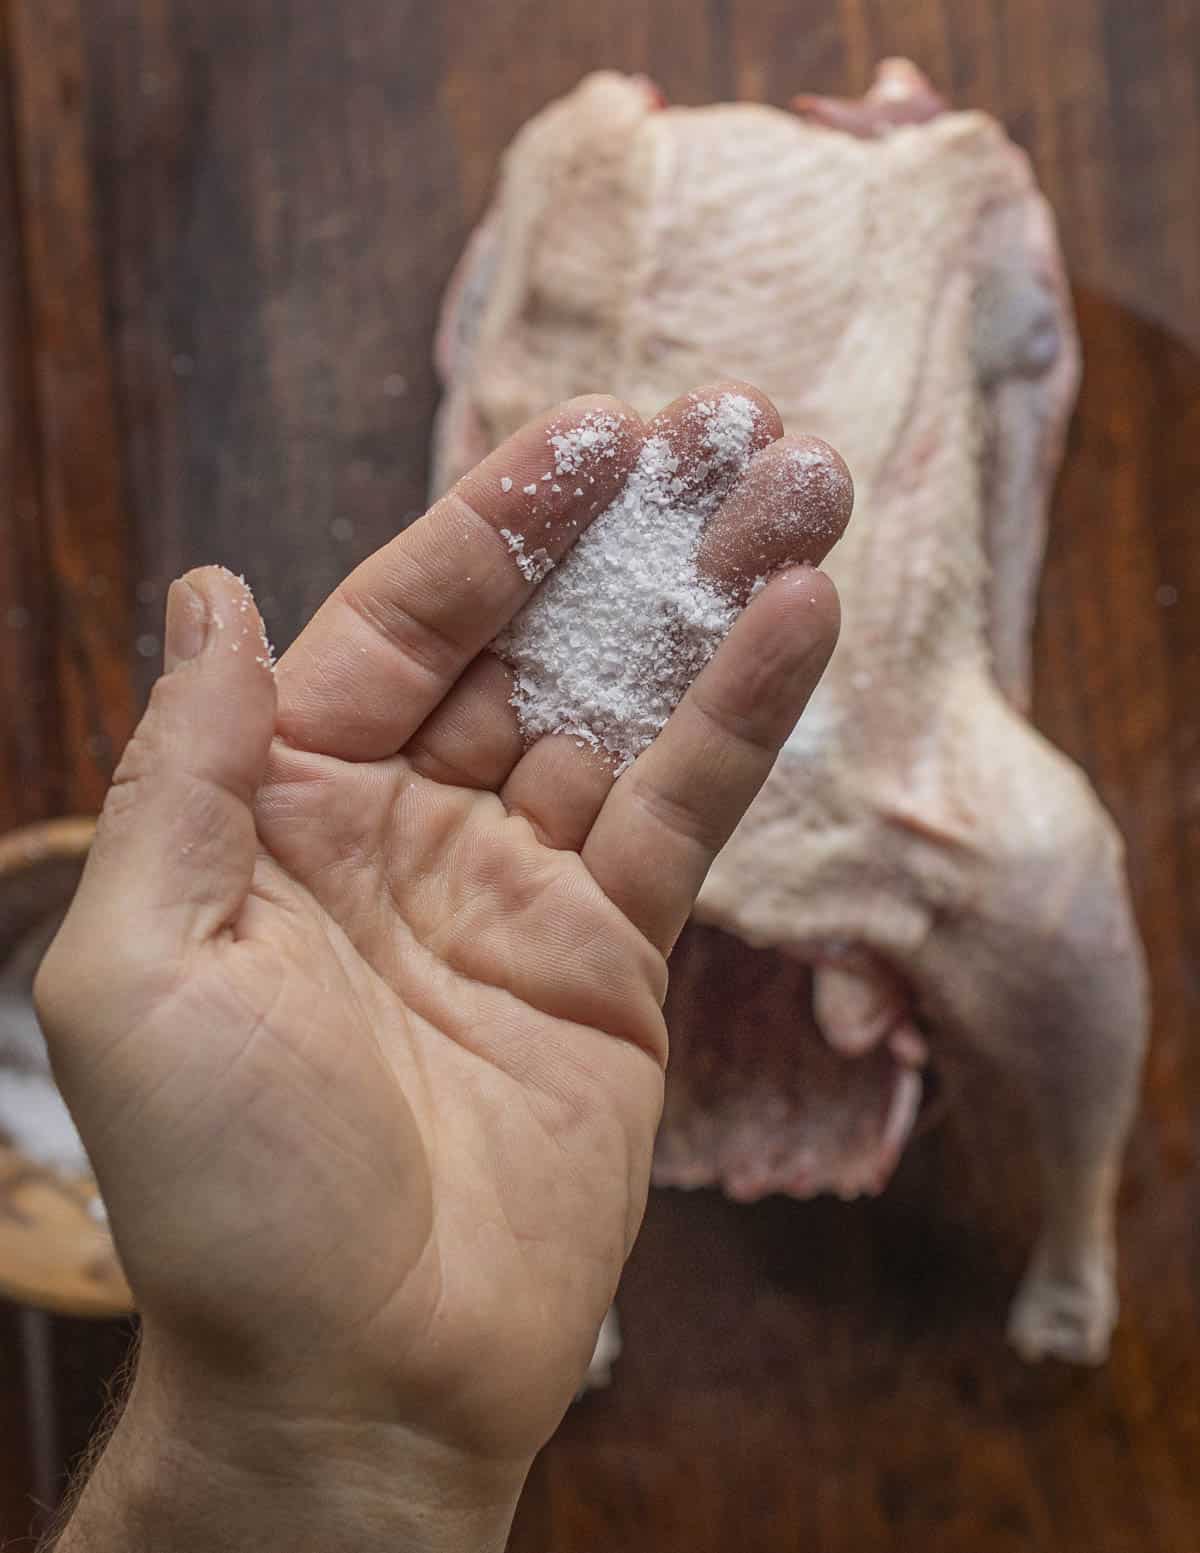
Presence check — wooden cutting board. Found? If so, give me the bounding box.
[0,819,131,1318]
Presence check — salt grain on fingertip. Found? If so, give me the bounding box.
[549,411,623,475]
[500,527,555,585]
[693,392,759,466]
[523,483,538,496]
[501,477,513,492]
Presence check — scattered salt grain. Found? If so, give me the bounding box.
[211,568,276,672]
[500,528,555,585]
[779,447,853,544]
[523,483,538,496]
[494,394,761,769]
[691,392,758,467]
[549,411,623,475]
[500,477,513,493]
[255,610,277,670]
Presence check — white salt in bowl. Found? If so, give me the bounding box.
[0,818,131,1317]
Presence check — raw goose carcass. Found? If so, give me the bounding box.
[432,60,1148,1365]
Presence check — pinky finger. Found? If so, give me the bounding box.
[580,568,840,956]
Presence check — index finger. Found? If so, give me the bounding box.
[275,396,643,760]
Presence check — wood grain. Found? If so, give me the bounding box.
[9,0,135,812]
[0,5,61,833]
[1,1,1198,1548]
[0,1150,129,1320]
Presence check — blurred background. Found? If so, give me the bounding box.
[1,1,1197,1547]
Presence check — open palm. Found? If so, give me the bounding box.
[37,385,845,1473]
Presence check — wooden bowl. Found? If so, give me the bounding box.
[0,818,132,1318]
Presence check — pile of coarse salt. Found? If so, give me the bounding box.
[494,392,763,769]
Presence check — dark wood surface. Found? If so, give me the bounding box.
[5,0,134,823]
[1,0,1198,1546]
[0,2,58,836]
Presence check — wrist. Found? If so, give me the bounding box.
[53,1337,528,1553]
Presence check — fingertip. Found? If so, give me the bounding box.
[704,380,785,444]
[454,395,644,550]
[543,394,646,494]
[558,392,647,443]
[184,562,257,626]
[163,577,209,673]
[642,382,782,520]
[803,437,855,536]
[755,566,842,671]
[652,380,784,446]
[160,566,279,702]
[764,563,841,627]
[697,435,854,603]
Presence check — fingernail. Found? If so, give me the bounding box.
[164,579,210,672]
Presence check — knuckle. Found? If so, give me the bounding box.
[100,764,145,827]
[106,678,177,794]
[691,690,778,757]
[628,774,725,856]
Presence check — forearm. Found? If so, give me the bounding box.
[46,1344,525,1553]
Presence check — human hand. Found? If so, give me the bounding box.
[35,384,847,1551]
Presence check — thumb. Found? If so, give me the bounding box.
[63,565,277,960]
